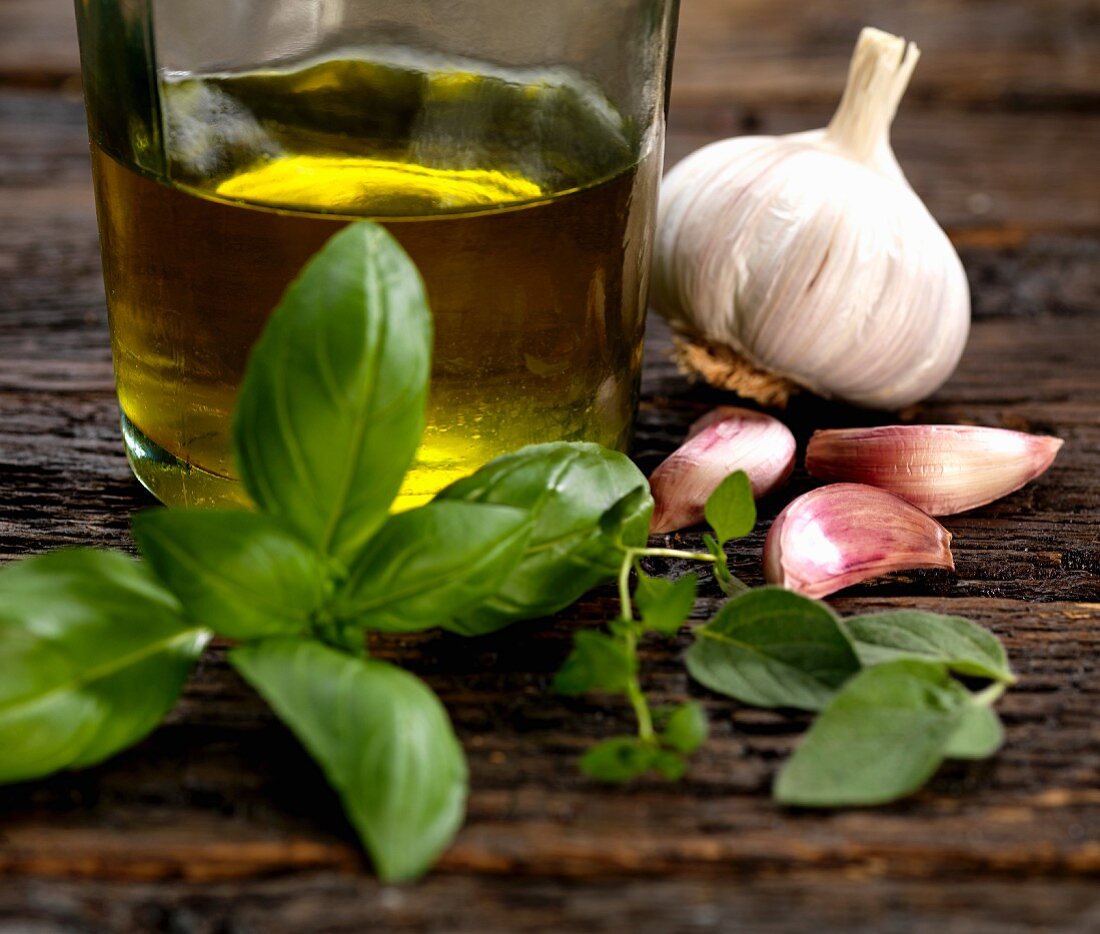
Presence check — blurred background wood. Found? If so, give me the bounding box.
[0,1,1097,931]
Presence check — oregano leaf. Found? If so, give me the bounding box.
[944,702,1005,760]
[842,611,1014,683]
[774,660,973,807]
[660,701,708,754]
[635,571,698,636]
[704,470,756,545]
[686,587,860,711]
[553,631,636,696]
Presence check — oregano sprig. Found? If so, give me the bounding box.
[553,472,756,782]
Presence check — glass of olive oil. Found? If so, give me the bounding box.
[74,0,680,508]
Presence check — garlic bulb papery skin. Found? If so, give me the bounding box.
[806,425,1064,516]
[763,483,955,599]
[649,406,796,533]
[652,27,971,410]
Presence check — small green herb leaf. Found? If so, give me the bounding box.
[774,659,972,807]
[686,587,860,710]
[635,572,698,636]
[334,501,532,633]
[553,631,636,695]
[580,736,655,782]
[0,550,207,785]
[650,748,689,780]
[944,702,1005,760]
[230,638,466,883]
[703,533,747,596]
[233,222,432,563]
[704,470,756,545]
[660,701,708,754]
[133,509,328,640]
[437,442,653,634]
[842,611,1014,683]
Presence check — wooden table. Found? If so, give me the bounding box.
[1,2,1098,930]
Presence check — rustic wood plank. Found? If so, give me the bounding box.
[1,0,1099,923]
[3,0,1098,109]
[2,875,1098,934]
[0,596,1095,884]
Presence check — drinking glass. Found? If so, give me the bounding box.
[74,0,680,507]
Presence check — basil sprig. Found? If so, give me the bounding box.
[0,223,650,882]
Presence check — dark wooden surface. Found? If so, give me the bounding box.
[1,2,1098,931]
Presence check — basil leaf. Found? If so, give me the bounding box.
[944,702,1005,760]
[233,222,432,563]
[133,509,328,640]
[553,631,636,695]
[598,486,653,546]
[333,501,532,633]
[686,587,861,711]
[635,572,698,636]
[580,736,655,783]
[436,442,653,634]
[774,659,972,807]
[842,611,1014,683]
[0,550,207,785]
[660,701,708,754]
[231,638,466,883]
[704,470,756,545]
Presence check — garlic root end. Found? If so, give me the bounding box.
[673,336,800,409]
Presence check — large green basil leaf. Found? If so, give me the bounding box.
[774,659,973,807]
[333,501,532,632]
[231,638,467,882]
[133,509,329,640]
[686,587,861,711]
[0,549,207,784]
[435,442,652,634]
[233,221,432,563]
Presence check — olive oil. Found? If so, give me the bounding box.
[91,53,658,507]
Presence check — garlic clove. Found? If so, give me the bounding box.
[806,425,1064,516]
[763,483,954,599]
[650,406,796,534]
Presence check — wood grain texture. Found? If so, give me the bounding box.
[3,0,1098,108]
[1,1,1099,931]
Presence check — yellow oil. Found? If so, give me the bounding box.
[91,54,657,507]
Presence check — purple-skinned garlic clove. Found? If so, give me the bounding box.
[806,425,1063,516]
[763,483,955,599]
[650,406,796,534]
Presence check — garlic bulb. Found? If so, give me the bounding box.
[652,27,970,409]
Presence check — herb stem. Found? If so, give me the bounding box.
[973,682,1008,707]
[616,549,656,744]
[617,551,635,623]
[633,547,718,563]
[621,624,656,743]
